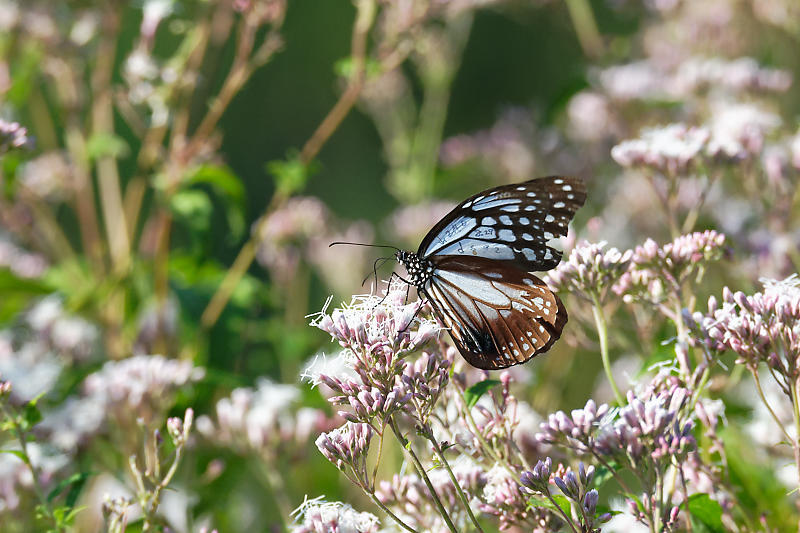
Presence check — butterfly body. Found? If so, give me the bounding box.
[396,176,586,370]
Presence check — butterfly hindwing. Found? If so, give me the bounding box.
[418,176,586,272]
[421,255,567,370]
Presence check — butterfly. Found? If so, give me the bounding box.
[395,176,586,370]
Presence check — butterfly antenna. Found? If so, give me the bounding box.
[329,241,401,252]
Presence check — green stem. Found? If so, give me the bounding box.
[789,380,800,494]
[545,490,579,533]
[689,366,711,411]
[388,418,460,533]
[429,436,485,532]
[1,403,64,532]
[751,369,793,445]
[591,295,624,405]
[564,0,604,57]
[368,493,419,533]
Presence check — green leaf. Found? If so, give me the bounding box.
[169,189,213,232]
[184,164,245,204]
[334,56,382,79]
[86,132,130,160]
[0,449,28,462]
[550,494,572,515]
[0,269,53,324]
[266,153,318,196]
[528,494,560,513]
[591,461,619,489]
[47,472,90,505]
[21,394,44,429]
[463,379,501,409]
[181,164,247,240]
[687,494,725,533]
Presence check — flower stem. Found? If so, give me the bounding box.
[0,404,63,532]
[563,0,604,58]
[365,490,419,533]
[545,490,579,533]
[388,417,460,533]
[751,368,793,444]
[789,380,800,494]
[591,295,624,405]
[429,436,485,533]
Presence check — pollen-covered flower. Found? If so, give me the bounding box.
[544,241,632,303]
[290,496,380,533]
[309,281,441,422]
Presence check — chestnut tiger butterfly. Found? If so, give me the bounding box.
[392,176,586,370]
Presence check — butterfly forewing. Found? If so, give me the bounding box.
[418,176,586,272]
[421,255,568,370]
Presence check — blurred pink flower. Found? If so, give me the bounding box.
[611,124,710,174]
[706,101,781,160]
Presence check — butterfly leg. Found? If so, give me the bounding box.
[371,271,411,310]
[398,292,427,335]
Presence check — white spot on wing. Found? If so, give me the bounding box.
[522,233,534,241]
[499,215,512,225]
[482,217,497,225]
[545,214,555,223]
[501,205,519,213]
[498,229,516,242]
[519,217,529,225]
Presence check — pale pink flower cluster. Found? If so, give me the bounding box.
[686,276,800,375]
[19,152,74,201]
[83,354,204,428]
[196,378,331,458]
[254,196,330,283]
[613,230,727,305]
[290,497,380,533]
[439,108,537,180]
[596,57,792,102]
[0,235,47,279]
[315,422,373,485]
[376,457,486,532]
[611,123,710,173]
[312,281,441,367]
[706,101,781,160]
[385,200,456,248]
[544,240,633,302]
[0,118,32,153]
[307,282,442,425]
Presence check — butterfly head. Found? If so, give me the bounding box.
[395,250,433,287]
